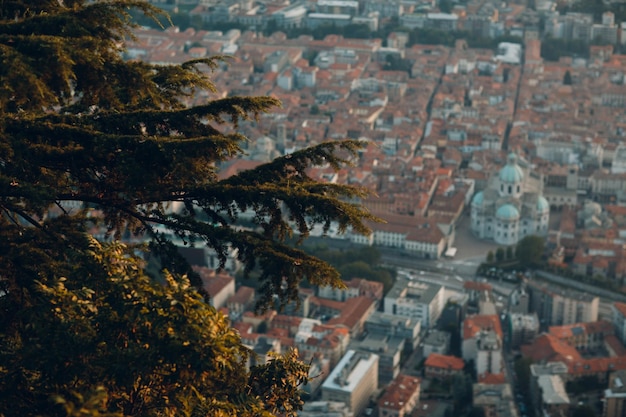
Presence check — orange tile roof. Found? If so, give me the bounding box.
[378,374,421,411]
[424,353,465,371]
[326,296,375,330]
[463,315,502,340]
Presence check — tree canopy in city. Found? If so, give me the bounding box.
[0,0,375,415]
[515,235,546,267]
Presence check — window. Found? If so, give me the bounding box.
[517,185,520,192]
[508,185,512,194]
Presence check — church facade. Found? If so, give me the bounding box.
[471,154,549,245]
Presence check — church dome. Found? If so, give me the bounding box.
[537,196,549,213]
[472,191,484,206]
[499,153,524,184]
[496,204,520,220]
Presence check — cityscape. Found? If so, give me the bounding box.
[6,0,626,416]
[119,0,626,416]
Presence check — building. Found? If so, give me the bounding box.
[462,315,503,377]
[365,311,422,350]
[422,330,451,357]
[471,153,549,245]
[424,353,464,380]
[508,313,540,349]
[473,383,518,417]
[529,364,570,417]
[377,374,421,417]
[527,279,599,327]
[613,302,626,345]
[350,333,404,385]
[194,267,235,310]
[321,350,379,415]
[384,278,445,328]
[604,370,626,417]
[299,401,352,417]
[226,285,255,320]
[508,285,530,314]
[318,277,384,304]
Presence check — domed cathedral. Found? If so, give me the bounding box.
[471,153,549,245]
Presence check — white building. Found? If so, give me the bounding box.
[321,350,379,415]
[462,315,504,377]
[384,278,445,328]
[471,153,549,245]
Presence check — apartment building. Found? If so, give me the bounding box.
[321,350,379,415]
[527,280,599,327]
[384,278,445,328]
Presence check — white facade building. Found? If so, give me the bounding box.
[321,350,379,415]
[384,278,445,328]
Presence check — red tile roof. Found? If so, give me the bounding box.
[521,333,582,363]
[463,281,493,292]
[615,302,626,317]
[378,374,421,411]
[463,315,502,340]
[424,353,465,371]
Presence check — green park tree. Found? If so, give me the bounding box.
[496,247,505,262]
[486,250,494,263]
[0,1,376,415]
[516,235,546,267]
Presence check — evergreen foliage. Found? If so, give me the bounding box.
[0,1,376,415]
[564,70,573,85]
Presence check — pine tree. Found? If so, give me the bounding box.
[0,1,375,415]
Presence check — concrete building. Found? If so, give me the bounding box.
[508,313,540,349]
[377,374,421,417]
[462,315,504,377]
[530,363,570,417]
[422,330,451,356]
[508,285,530,314]
[350,333,404,385]
[471,153,549,245]
[527,280,599,327]
[321,350,379,415]
[384,278,445,328]
[365,311,421,350]
[473,383,518,417]
[604,370,626,417]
